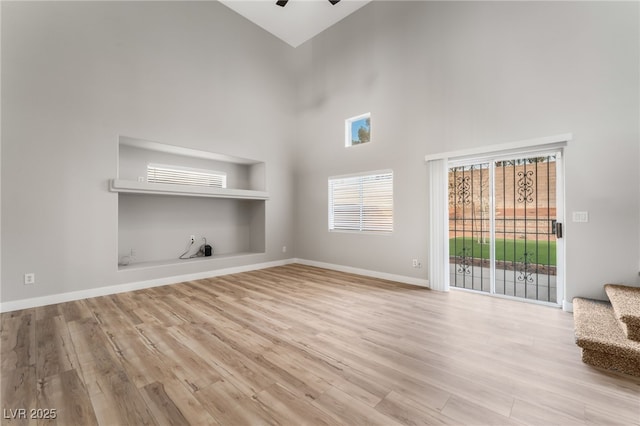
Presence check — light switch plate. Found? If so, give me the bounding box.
[572,211,589,223]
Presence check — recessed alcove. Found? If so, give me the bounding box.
[112,136,267,270]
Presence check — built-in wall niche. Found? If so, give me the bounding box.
[118,194,265,267]
[111,136,267,269]
[115,136,267,195]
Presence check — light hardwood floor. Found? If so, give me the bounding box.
[2,264,639,425]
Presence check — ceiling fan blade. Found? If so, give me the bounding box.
[276,0,338,7]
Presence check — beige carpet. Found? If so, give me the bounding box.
[605,284,640,341]
[573,296,640,377]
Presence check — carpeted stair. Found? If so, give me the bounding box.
[605,284,640,342]
[573,285,640,377]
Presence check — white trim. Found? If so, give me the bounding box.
[424,133,572,162]
[293,258,430,288]
[110,179,269,200]
[0,258,430,312]
[448,148,563,169]
[0,259,295,313]
[488,163,496,295]
[451,287,562,309]
[346,112,371,122]
[327,168,392,181]
[555,151,567,310]
[562,300,573,313]
[345,112,371,147]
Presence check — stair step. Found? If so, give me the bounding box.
[605,284,640,342]
[573,297,640,377]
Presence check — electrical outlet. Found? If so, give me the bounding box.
[190,235,196,244]
[412,259,418,268]
[24,273,35,285]
[282,246,287,253]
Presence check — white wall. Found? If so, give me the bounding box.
[292,1,640,302]
[2,1,638,308]
[1,1,296,303]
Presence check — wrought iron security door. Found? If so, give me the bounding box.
[448,154,561,304]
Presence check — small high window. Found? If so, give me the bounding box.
[345,113,371,147]
[146,164,227,188]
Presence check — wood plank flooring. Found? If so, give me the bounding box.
[2,264,639,425]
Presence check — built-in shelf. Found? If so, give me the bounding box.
[115,136,267,269]
[117,251,264,271]
[110,179,269,200]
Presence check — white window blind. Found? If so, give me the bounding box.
[328,170,393,233]
[147,164,227,188]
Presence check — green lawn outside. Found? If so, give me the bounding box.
[449,237,556,266]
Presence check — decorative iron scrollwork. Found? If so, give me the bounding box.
[516,170,535,204]
[455,176,472,205]
[517,251,535,283]
[456,247,472,274]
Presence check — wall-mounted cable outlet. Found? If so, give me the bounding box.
[412,259,422,268]
[24,273,35,285]
[190,235,196,244]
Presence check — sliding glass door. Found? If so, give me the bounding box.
[448,153,563,304]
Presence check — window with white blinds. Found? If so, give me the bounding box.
[328,170,393,233]
[147,164,227,188]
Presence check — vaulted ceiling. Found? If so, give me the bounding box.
[219,0,371,48]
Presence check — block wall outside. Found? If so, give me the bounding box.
[448,161,557,241]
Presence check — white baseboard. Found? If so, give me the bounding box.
[0,259,296,313]
[292,258,430,288]
[1,258,429,312]
[562,300,573,313]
